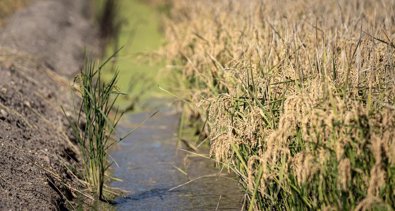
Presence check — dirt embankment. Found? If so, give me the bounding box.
[0,0,98,210]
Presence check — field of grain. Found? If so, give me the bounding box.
[164,0,395,209]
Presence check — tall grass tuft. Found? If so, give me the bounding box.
[67,55,123,201]
[163,0,395,210]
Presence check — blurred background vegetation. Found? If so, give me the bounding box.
[0,0,28,24]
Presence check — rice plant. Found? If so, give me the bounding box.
[163,0,395,210]
[66,53,123,201]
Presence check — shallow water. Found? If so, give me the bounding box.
[106,1,244,209]
[110,103,244,210]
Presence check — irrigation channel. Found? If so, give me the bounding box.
[107,0,243,210]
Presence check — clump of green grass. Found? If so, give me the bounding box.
[66,54,123,201]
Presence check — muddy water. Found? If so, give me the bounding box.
[110,102,244,210]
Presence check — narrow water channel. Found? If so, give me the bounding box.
[111,102,243,210]
[107,1,244,210]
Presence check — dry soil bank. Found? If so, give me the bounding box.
[0,0,98,209]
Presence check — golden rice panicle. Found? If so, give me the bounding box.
[164,0,395,209]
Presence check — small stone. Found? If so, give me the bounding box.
[1,87,6,93]
[42,155,50,163]
[65,111,72,118]
[0,109,8,117]
[24,101,31,108]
